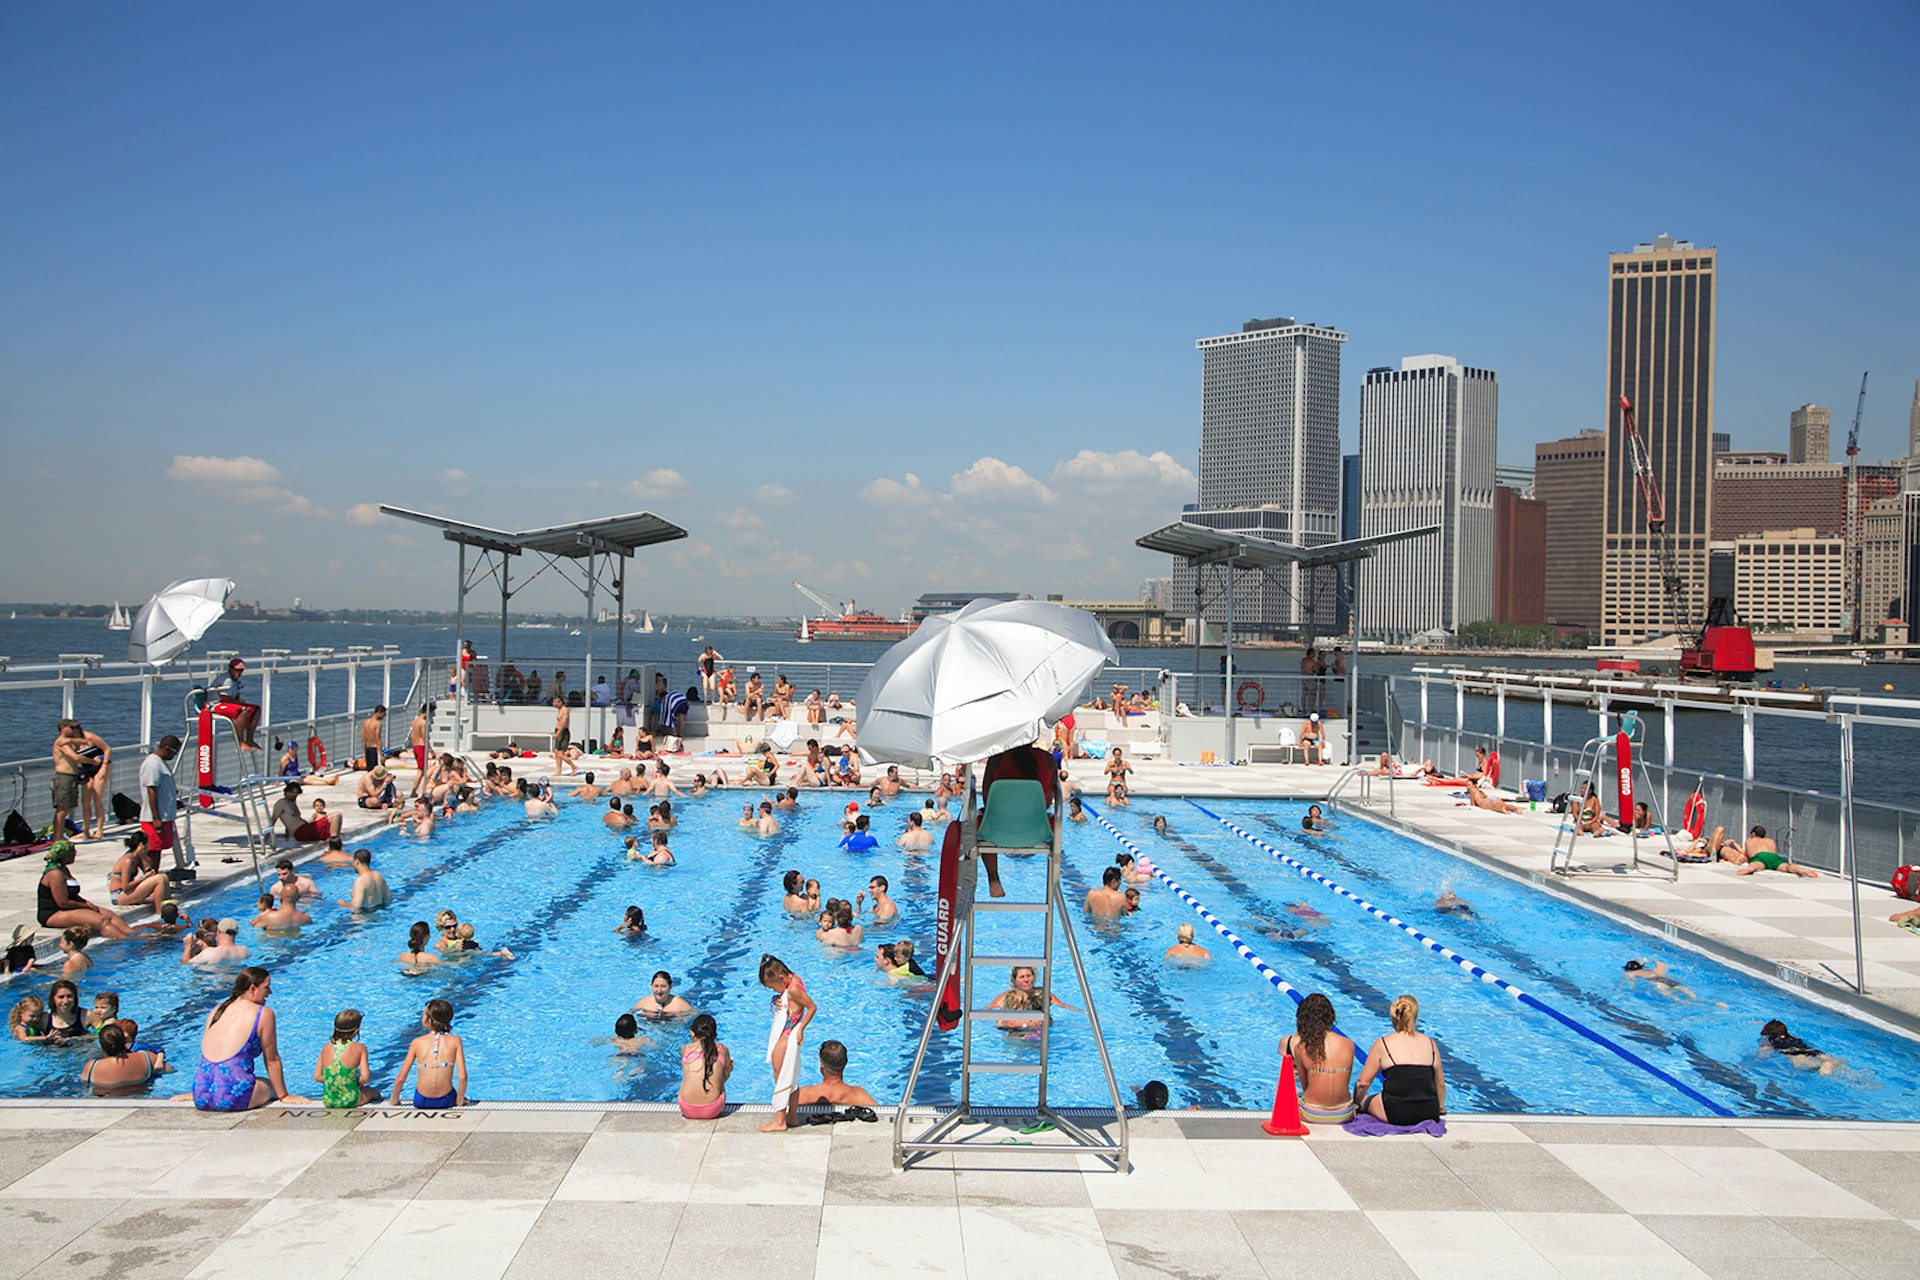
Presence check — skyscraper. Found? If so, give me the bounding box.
[1535,429,1606,631]
[1907,379,1920,493]
[1355,355,1498,639]
[1602,236,1717,644]
[1789,404,1831,464]
[1172,317,1346,638]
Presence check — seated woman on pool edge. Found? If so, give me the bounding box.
[1282,992,1355,1125]
[1353,994,1445,1126]
[391,998,469,1109]
[678,1013,731,1120]
[192,967,307,1111]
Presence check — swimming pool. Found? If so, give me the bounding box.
[4,790,1916,1118]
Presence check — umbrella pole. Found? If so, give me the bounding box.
[1225,564,1236,764]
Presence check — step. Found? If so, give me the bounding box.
[972,955,1046,968]
[969,1010,1043,1022]
[972,901,1047,914]
[964,1062,1043,1075]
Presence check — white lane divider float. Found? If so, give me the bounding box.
[1187,800,1734,1117]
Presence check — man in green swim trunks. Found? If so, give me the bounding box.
[1728,825,1820,878]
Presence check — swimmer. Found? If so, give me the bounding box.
[1301,804,1331,833]
[633,970,693,1019]
[1115,852,1151,884]
[605,797,634,828]
[895,811,933,850]
[1621,959,1719,1004]
[756,801,781,837]
[856,875,898,924]
[397,921,441,970]
[1164,922,1211,963]
[1150,815,1173,838]
[250,893,311,933]
[739,803,758,830]
[1067,795,1087,823]
[608,1012,652,1056]
[573,771,604,801]
[640,830,676,867]
[1434,889,1473,916]
[451,922,512,959]
[336,849,391,912]
[816,902,861,949]
[616,905,647,935]
[1757,1019,1851,1076]
[1123,887,1142,913]
[781,870,813,914]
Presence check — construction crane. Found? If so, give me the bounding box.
[1619,396,1756,680]
[1844,372,1868,643]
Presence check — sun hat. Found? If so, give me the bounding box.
[7,925,35,948]
[370,765,388,779]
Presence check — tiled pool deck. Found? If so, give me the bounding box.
[5,753,1917,1278]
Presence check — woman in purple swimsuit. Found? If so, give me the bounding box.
[192,967,304,1111]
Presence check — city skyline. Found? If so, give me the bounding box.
[2,3,1916,617]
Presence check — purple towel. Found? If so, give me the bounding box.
[1341,1114,1447,1138]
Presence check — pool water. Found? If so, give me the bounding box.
[4,790,1916,1118]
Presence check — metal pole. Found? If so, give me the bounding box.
[1662,698,1676,823]
[61,678,74,720]
[1346,563,1360,766]
[584,551,598,751]
[1542,690,1553,748]
[260,668,272,743]
[140,674,153,746]
[1454,683,1464,773]
[307,665,317,721]
[499,551,510,680]
[382,658,392,710]
[454,542,468,754]
[615,557,626,722]
[346,660,357,717]
[1741,706,1755,837]
[1841,715,1866,994]
[1224,564,1236,764]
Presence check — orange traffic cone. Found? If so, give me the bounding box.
[1261,1053,1311,1137]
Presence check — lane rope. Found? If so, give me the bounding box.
[1082,801,1358,1043]
[1185,799,1734,1117]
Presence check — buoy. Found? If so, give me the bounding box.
[1885,683,1895,692]
[1260,1052,1311,1136]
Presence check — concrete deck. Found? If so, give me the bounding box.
[0,1106,1915,1279]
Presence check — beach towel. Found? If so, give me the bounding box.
[767,987,802,1114]
[1342,1114,1446,1138]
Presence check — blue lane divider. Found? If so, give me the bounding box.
[1186,800,1736,1118]
[1082,801,1358,1044]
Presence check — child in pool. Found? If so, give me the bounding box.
[610,1013,650,1054]
[314,1009,382,1108]
[390,999,469,1109]
[617,905,647,935]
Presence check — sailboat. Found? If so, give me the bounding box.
[798,613,811,644]
[106,602,131,631]
[634,611,655,634]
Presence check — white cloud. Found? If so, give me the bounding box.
[233,532,266,547]
[1050,449,1195,493]
[951,456,1055,505]
[720,508,765,531]
[166,454,331,518]
[167,454,282,485]
[861,472,931,507]
[441,468,470,495]
[624,468,687,500]
[756,484,796,506]
[384,533,415,547]
[345,502,384,525]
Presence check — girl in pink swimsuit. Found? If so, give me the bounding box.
[756,954,816,1132]
[678,1014,731,1120]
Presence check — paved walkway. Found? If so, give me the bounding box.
[0,1105,1916,1279]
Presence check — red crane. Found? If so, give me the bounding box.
[1618,396,1756,681]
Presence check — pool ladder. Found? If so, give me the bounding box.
[892,772,1130,1172]
[1549,732,1680,881]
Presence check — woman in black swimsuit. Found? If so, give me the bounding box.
[1353,994,1445,1125]
[37,842,132,939]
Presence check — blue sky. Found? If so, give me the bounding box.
[3,2,1916,615]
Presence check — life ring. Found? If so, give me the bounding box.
[1484,751,1500,786]
[1235,681,1264,712]
[307,736,327,770]
[1682,792,1707,838]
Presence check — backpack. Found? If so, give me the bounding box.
[112,792,142,825]
[3,810,36,847]
[1549,793,1571,814]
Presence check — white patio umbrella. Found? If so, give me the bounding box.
[855,599,1119,768]
[126,578,235,665]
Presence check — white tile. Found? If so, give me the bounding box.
[1540,1143,1747,1216]
[818,1204,965,1279]
[958,1205,1116,1280]
[475,1109,605,1133]
[552,1130,709,1201]
[0,1107,121,1131]
[1501,1211,1701,1262]
[1189,1137,1359,1211]
[1738,1126,1887,1151]
[689,1130,831,1205]
[1661,1144,1891,1218]
[1080,1136,1351,1211]
[352,1108,486,1133]
[1688,898,1850,918]
[1,1126,219,1198]
[187,1198,406,1280]
[134,1130,346,1199]
[1867,1128,1920,1151]
[1368,1210,1555,1279]
[347,1198,543,1280]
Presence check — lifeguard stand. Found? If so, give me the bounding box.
[892,768,1130,1171]
[1550,712,1679,880]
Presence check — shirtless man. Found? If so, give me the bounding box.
[1084,866,1128,918]
[879,765,903,800]
[360,705,387,772]
[782,1040,878,1128]
[609,767,638,797]
[743,672,766,721]
[856,875,898,924]
[250,892,311,932]
[49,721,89,841]
[604,798,635,829]
[338,849,392,912]
[756,801,781,837]
[896,811,932,850]
[408,706,429,791]
[1728,825,1819,877]
[272,858,319,902]
[1299,713,1326,766]
[389,798,434,838]
[1164,922,1211,963]
[356,764,397,810]
[550,698,575,777]
[185,919,251,965]
[646,762,684,799]
[271,783,340,844]
[574,771,604,801]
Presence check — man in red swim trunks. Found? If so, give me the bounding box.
[139,736,187,868]
[206,658,262,751]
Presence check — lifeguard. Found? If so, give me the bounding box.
[205,659,262,752]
